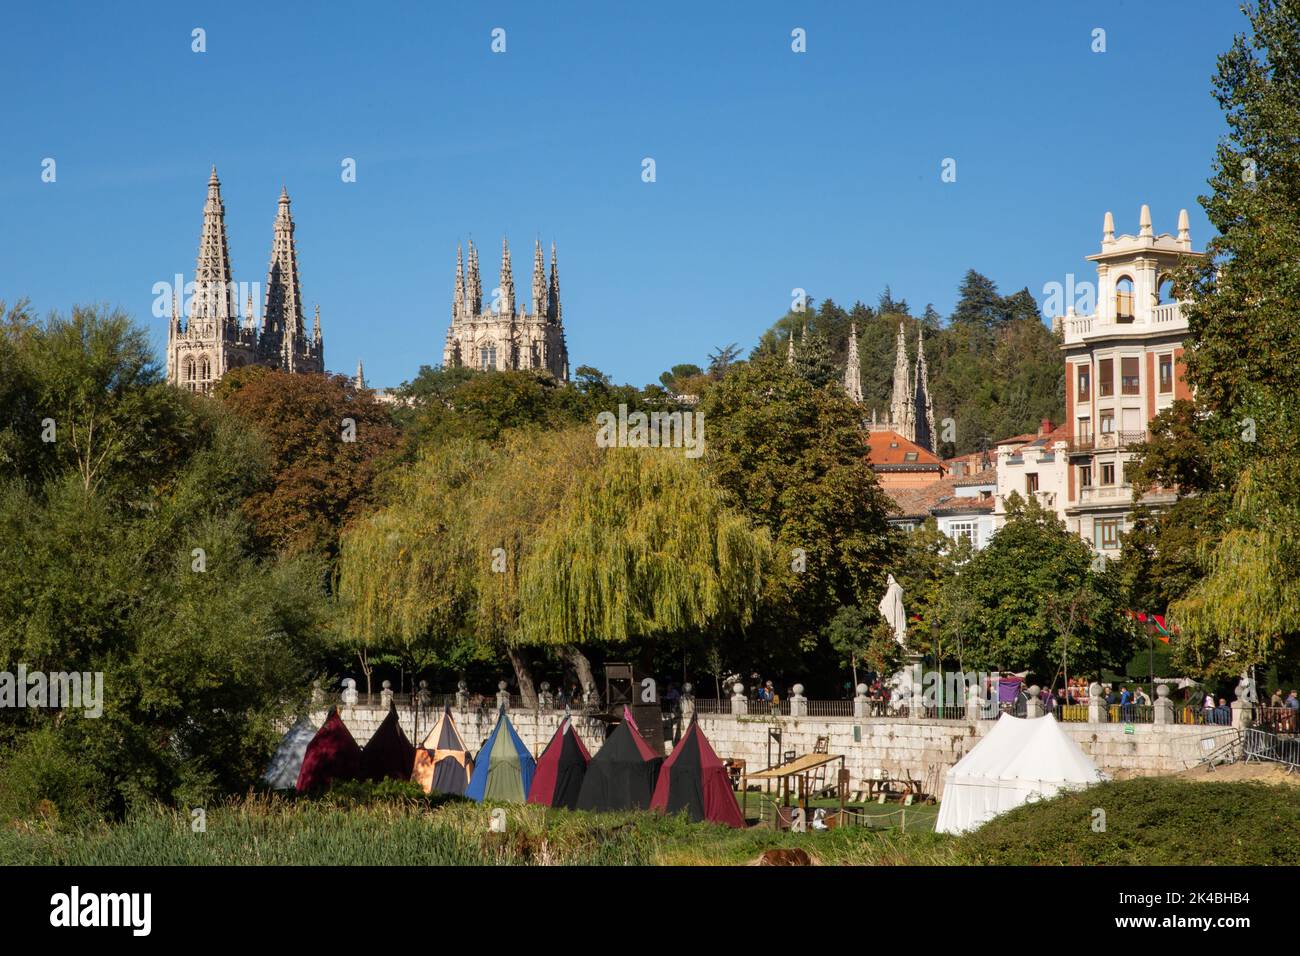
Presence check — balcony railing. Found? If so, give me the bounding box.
[1062,302,1186,343]
[1069,430,1147,452]
[1079,484,1134,504]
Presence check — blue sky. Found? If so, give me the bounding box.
[0,1,1243,388]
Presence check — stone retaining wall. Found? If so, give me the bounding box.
[312,704,1226,797]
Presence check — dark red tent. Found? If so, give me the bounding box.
[295,707,362,793]
[360,705,416,783]
[574,707,663,813]
[650,718,744,827]
[527,716,591,810]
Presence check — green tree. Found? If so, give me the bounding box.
[1129,0,1300,678]
[958,495,1136,681]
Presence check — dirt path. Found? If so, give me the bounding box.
[1174,760,1300,786]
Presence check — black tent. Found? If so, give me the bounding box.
[360,705,416,783]
[528,716,591,810]
[574,708,664,813]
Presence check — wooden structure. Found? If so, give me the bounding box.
[742,751,847,828]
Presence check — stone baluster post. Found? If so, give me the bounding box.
[380,679,394,710]
[341,677,358,707]
[1152,684,1173,725]
[454,679,468,709]
[1087,681,1108,724]
[1024,685,1043,719]
[730,682,748,716]
[854,683,870,719]
[538,681,554,710]
[966,680,984,722]
[496,680,511,712]
[789,683,807,717]
[679,682,696,724]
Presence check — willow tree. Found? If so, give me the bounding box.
[518,446,773,656]
[463,427,604,701]
[334,438,489,693]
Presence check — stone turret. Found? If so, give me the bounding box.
[843,322,863,403]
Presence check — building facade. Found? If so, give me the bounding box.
[166,168,323,392]
[441,238,569,381]
[1057,205,1200,555]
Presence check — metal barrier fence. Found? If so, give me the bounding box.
[1244,727,1300,769]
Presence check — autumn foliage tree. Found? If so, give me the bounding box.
[215,367,401,561]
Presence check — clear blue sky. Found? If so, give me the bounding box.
[0,1,1243,388]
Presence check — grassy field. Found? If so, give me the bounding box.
[2,777,1295,866]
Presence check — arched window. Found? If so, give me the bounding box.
[200,356,211,381]
[184,357,195,382]
[479,342,497,370]
[1115,276,1135,321]
[1157,275,1176,304]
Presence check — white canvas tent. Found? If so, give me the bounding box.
[935,714,1104,835]
[263,716,318,790]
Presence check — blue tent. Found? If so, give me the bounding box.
[466,710,537,803]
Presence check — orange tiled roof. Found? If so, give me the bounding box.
[867,430,943,470]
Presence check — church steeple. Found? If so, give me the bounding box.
[261,186,305,370]
[547,242,561,324]
[843,322,863,403]
[912,326,935,451]
[531,240,546,317]
[454,244,465,320]
[888,321,914,438]
[786,329,795,365]
[355,358,365,389]
[467,240,482,315]
[192,165,238,336]
[498,237,515,315]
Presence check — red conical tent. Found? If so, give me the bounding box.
[528,716,592,810]
[295,707,363,793]
[650,718,744,828]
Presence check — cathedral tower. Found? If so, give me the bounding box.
[442,236,569,380]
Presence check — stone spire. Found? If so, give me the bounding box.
[453,244,465,320]
[1139,203,1153,238]
[191,165,238,336]
[531,239,546,316]
[547,242,561,324]
[786,329,795,365]
[1177,208,1191,247]
[312,305,322,347]
[262,186,305,369]
[1103,210,1114,244]
[467,240,482,315]
[244,293,256,331]
[497,238,515,315]
[912,326,935,451]
[888,322,913,438]
[355,359,365,389]
[843,322,862,403]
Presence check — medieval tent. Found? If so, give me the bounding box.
[935,713,1105,835]
[575,707,664,813]
[264,716,317,790]
[649,718,744,828]
[295,708,363,793]
[527,716,591,810]
[412,706,474,796]
[466,709,537,803]
[360,705,416,783]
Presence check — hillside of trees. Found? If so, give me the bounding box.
[738,271,1065,457]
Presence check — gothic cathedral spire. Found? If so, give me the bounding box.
[498,237,515,315]
[888,321,913,439]
[193,165,237,335]
[843,322,863,403]
[261,186,308,371]
[912,326,935,451]
[531,240,546,317]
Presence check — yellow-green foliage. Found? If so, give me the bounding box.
[519,446,773,645]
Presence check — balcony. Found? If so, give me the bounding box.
[1062,302,1186,345]
[1068,430,1147,452]
[1079,485,1134,504]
